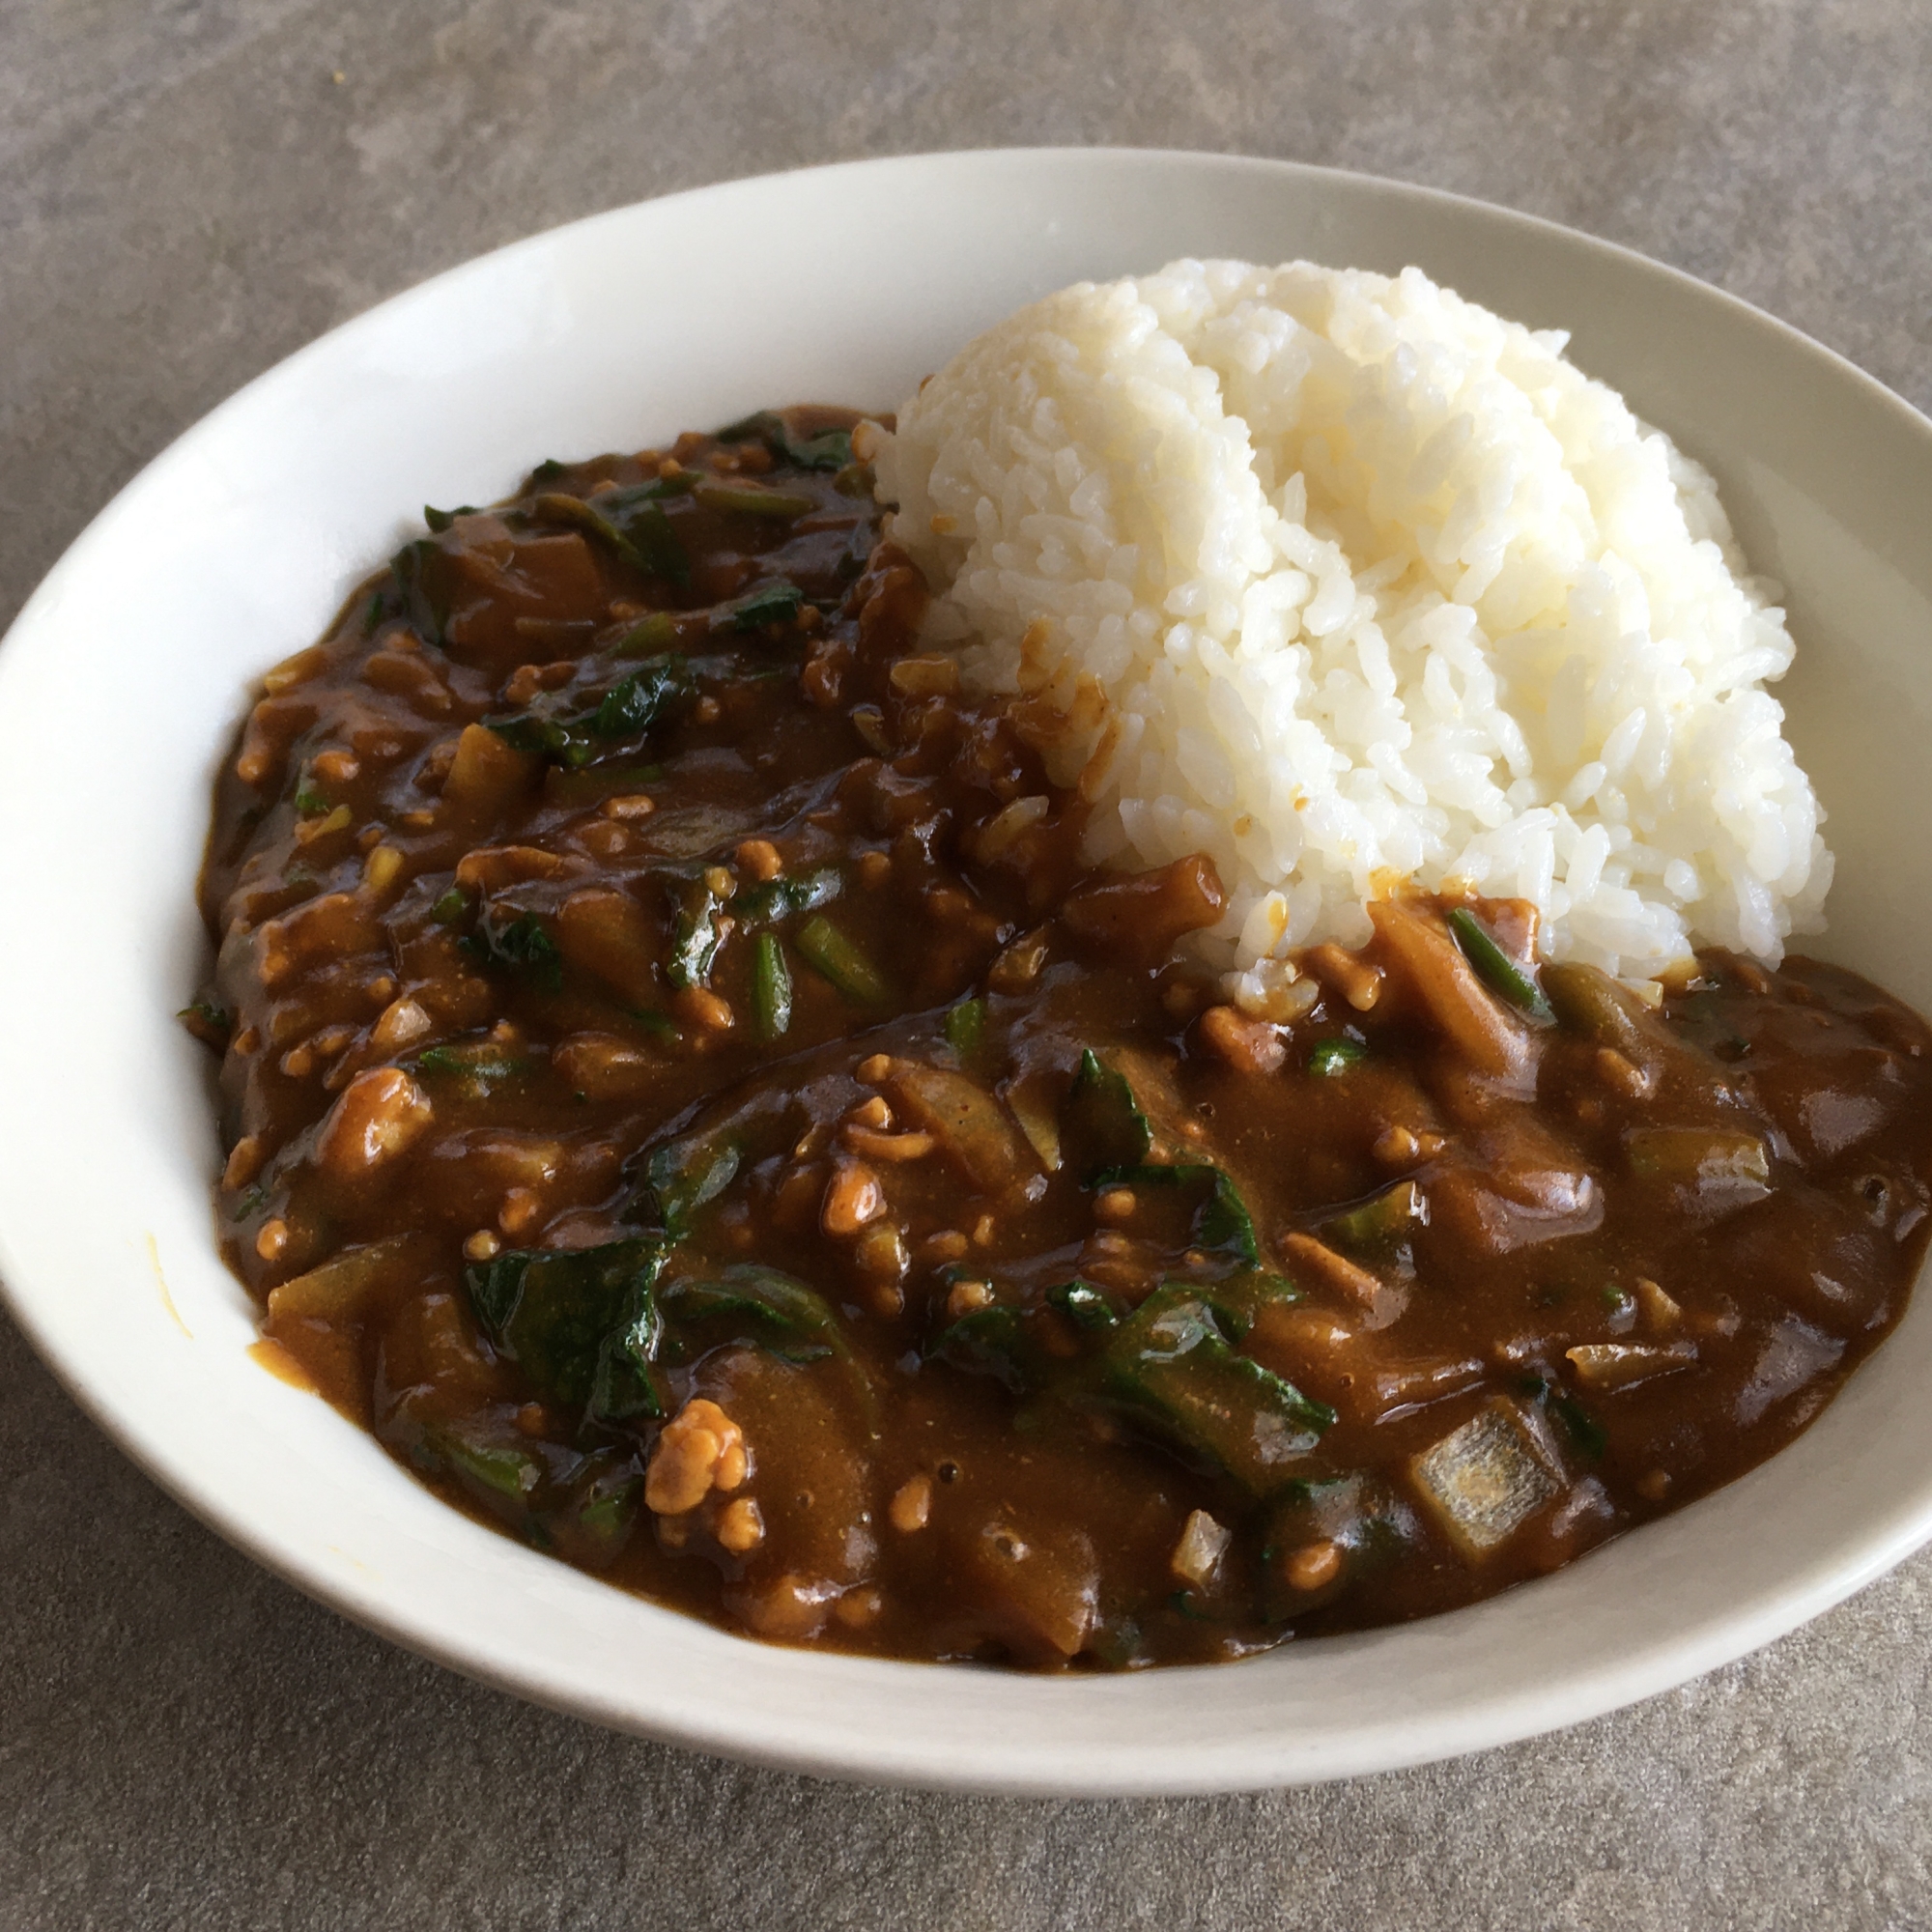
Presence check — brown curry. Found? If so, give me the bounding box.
[185,406,1932,1669]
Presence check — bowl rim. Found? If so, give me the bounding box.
[5,145,1932,1796]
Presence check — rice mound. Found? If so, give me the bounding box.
[868,258,1831,980]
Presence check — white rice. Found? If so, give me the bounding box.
[867,258,1830,981]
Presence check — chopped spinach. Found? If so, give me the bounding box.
[730,866,842,932]
[1447,904,1552,1022]
[656,1264,846,1368]
[388,535,451,646]
[1258,1475,1421,1621]
[467,1240,868,1439]
[1062,1049,1154,1177]
[413,1040,529,1098]
[623,1006,681,1043]
[229,1183,270,1223]
[944,997,986,1064]
[1323,1179,1427,1250]
[1045,1279,1121,1332]
[794,914,892,1005]
[1308,1036,1368,1077]
[1550,1391,1607,1461]
[611,497,690,583]
[714,409,855,472]
[565,1460,644,1566]
[665,869,728,990]
[465,1237,668,1423]
[486,655,691,769]
[1515,1374,1609,1463]
[724,580,806,632]
[1102,1284,1333,1492]
[464,907,563,993]
[530,491,690,585]
[419,1420,547,1504]
[1094,1160,1261,1264]
[1199,1267,1302,1339]
[692,479,817,520]
[178,999,233,1046]
[593,659,690,739]
[752,932,792,1040]
[634,1126,741,1240]
[613,611,679,658]
[926,1303,1054,1395]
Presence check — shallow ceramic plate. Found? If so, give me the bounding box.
[2,149,1930,1796]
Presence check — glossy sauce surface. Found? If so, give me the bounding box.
[191,408,1932,1668]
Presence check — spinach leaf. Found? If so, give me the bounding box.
[752,932,791,1040]
[1103,1283,1333,1492]
[794,913,892,1004]
[730,865,842,932]
[790,428,854,470]
[926,1303,1052,1395]
[564,1459,644,1566]
[406,1418,645,1561]
[656,1263,877,1435]
[178,999,233,1048]
[416,1419,546,1505]
[464,907,563,993]
[944,997,985,1065]
[1094,1160,1261,1264]
[1257,1475,1421,1621]
[635,1126,741,1239]
[485,655,691,769]
[530,491,690,585]
[413,1039,529,1099]
[1550,1391,1607,1461]
[614,611,679,658]
[593,657,690,738]
[1062,1049,1154,1177]
[1197,1267,1301,1340]
[724,580,805,632]
[1045,1279,1120,1332]
[482,698,584,763]
[1308,1036,1368,1077]
[611,497,690,583]
[693,480,817,520]
[229,1183,270,1223]
[388,536,451,646]
[657,1264,842,1367]
[665,868,728,990]
[930,1280,1128,1394]
[714,410,854,472]
[465,1237,668,1423]
[1447,904,1553,1022]
[1322,1179,1427,1251]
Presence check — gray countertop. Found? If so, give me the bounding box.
[5,4,1931,1926]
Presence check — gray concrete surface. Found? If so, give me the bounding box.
[4,2,1931,1925]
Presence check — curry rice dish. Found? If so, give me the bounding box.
[186,275,1932,1671]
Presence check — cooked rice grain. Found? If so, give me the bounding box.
[869,259,1830,980]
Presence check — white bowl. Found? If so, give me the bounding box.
[3,149,1930,1796]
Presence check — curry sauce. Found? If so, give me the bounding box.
[186,408,1932,1669]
